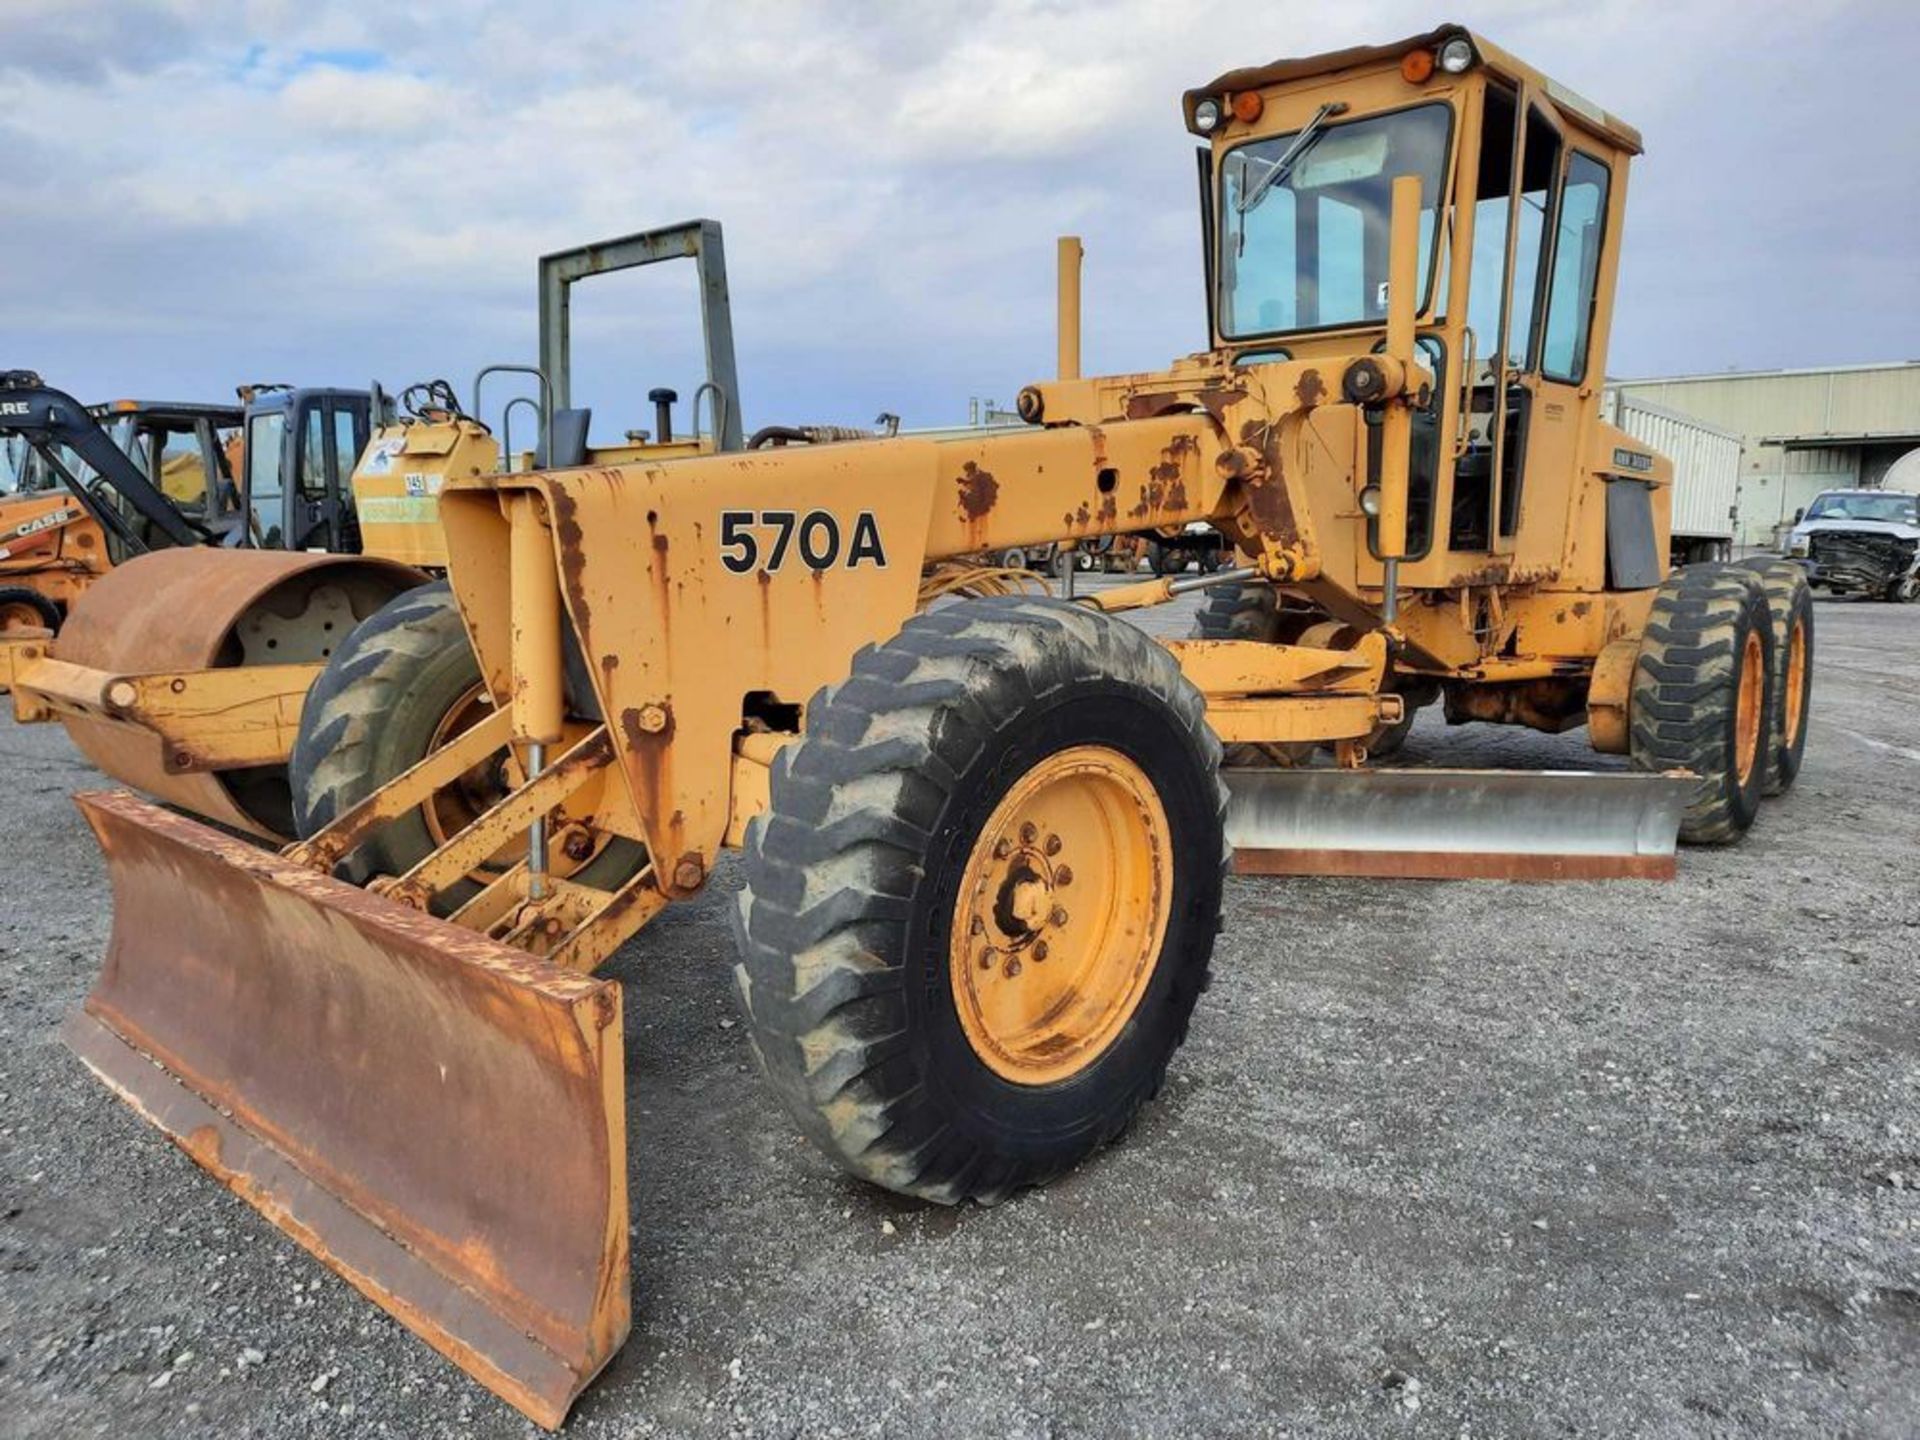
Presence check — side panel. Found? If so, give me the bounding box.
[439,418,1227,882]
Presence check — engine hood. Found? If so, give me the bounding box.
[1792,517,1920,543]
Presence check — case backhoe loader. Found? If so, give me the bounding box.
[53,25,1813,1429]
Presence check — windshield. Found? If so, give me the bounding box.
[1805,492,1918,525]
[1218,104,1451,339]
[0,437,28,496]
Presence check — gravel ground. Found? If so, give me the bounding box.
[1,582,1915,1439]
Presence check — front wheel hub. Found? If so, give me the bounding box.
[950,745,1172,1086]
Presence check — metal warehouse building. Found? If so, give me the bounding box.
[1611,361,1920,547]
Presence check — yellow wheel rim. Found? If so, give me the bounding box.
[0,600,46,633]
[949,744,1172,1086]
[421,683,610,879]
[1734,629,1765,786]
[1783,615,1808,748]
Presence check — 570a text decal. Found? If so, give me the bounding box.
[719,510,887,573]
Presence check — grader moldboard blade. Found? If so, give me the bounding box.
[64,790,629,1429]
[1223,767,1694,880]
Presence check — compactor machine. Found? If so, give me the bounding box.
[53,27,1813,1428]
[4,221,745,839]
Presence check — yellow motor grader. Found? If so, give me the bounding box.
[55,25,1814,1429]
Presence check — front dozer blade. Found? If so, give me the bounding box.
[1224,767,1692,880]
[65,790,629,1429]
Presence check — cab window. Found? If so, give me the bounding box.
[247,411,286,546]
[1540,152,1611,383]
[301,405,329,499]
[1218,104,1452,338]
[333,407,363,482]
[153,424,210,516]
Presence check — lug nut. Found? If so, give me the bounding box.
[993,837,1012,860]
[1053,864,1073,886]
[1045,833,1063,855]
[1033,940,1049,962]
[1019,821,1038,845]
[1051,906,1069,928]
[1005,957,1023,978]
[969,914,986,936]
[978,948,995,970]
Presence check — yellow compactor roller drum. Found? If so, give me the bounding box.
[48,547,422,835]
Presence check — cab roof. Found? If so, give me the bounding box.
[1184,22,1644,156]
[94,399,244,424]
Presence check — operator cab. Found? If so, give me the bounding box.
[1190,25,1646,590]
[237,386,372,552]
[90,399,245,554]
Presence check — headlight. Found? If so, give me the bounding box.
[1359,485,1383,518]
[1788,536,1810,557]
[1438,37,1476,74]
[1193,97,1223,134]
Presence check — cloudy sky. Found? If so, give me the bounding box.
[2,0,1915,437]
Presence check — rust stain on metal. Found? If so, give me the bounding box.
[1130,434,1199,520]
[1232,847,1674,882]
[1196,385,1247,426]
[549,489,594,636]
[956,462,999,521]
[1294,369,1327,408]
[1232,419,1298,543]
[647,512,673,627]
[1445,563,1514,588]
[1124,394,1194,421]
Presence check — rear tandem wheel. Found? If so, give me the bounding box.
[1737,557,1814,796]
[1629,563,1775,844]
[732,595,1228,1204]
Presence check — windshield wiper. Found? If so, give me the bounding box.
[1236,101,1348,215]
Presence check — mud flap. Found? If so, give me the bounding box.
[1224,767,1692,880]
[65,790,629,1428]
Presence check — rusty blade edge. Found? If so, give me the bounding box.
[63,1008,608,1431]
[1231,848,1676,881]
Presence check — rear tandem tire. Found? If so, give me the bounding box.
[1629,564,1774,844]
[732,595,1228,1204]
[1737,557,1814,796]
[289,579,643,907]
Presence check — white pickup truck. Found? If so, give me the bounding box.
[1786,488,1920,602]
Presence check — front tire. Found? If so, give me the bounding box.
[290,580,642,906]
[733,596,1227,1204]
[1629,564,1774,844]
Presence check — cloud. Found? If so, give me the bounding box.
[0,0,1914,431]
[278,65,443,135]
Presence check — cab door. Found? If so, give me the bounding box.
[1484,91,1562,559]
[289,394,369,552]
[1524,144,1626,583]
